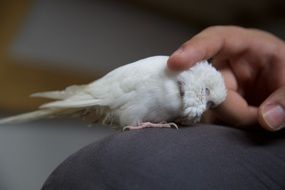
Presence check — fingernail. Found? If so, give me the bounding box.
[262,105,285,130]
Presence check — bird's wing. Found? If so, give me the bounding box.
[37,56,169,109]
[39,93,107,108]
[85,56,169,108]
[31,85,86,100]
[30,83,105,109]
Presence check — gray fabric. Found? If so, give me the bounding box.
[42,124,285,190]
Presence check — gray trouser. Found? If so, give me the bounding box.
[42,124,285,190]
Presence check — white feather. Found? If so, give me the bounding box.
[31,85,86,99]
[0,110,56,124]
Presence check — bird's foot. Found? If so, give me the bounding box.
[123,122,178,131]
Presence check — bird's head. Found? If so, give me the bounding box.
[195,62,227,109]
[177,61,226,124]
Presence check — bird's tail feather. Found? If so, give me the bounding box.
[0,109,57,124]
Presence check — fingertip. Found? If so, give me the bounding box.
[257,107,275,132]
[258,104,285,132]
[258,87,285,131]
[167,53,190,71]
[167,47,201,71]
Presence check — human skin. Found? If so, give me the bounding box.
[167,26,285,131]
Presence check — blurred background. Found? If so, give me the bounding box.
[0,0,284,189]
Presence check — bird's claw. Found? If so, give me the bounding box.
[168,122,179,130]
[122,126,131,131]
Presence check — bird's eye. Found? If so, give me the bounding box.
[205,88,210,96]
[207,101,215,108]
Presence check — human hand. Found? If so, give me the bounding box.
[168,26,285,131]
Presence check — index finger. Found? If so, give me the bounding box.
[167,26,248,70]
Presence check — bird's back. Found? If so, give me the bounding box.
[86,56,170,105]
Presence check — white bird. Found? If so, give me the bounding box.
[0,56,226,130]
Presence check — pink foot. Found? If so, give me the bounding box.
[123,122,178,131]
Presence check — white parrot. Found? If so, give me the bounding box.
[0,56,226,130]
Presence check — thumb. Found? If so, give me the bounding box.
[259,87,285,131]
